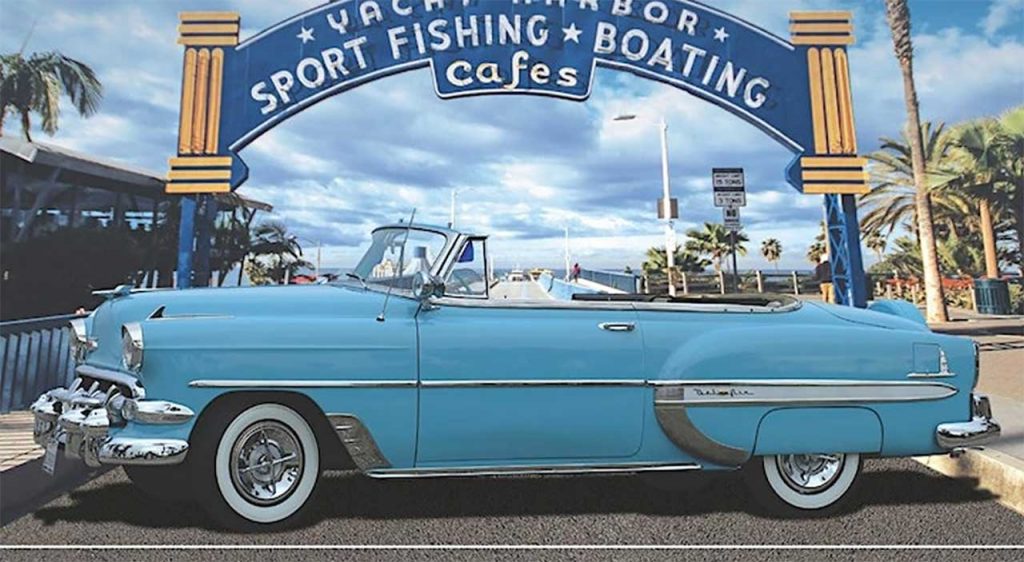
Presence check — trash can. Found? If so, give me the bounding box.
[973,278,1011,315]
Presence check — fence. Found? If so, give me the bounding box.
[644,270,820,296]
[0,313,80,413]
[578,269,641,293]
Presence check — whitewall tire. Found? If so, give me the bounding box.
[194,401,321,530]
[744,453,861,516]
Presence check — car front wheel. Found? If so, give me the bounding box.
[192,402,321,531]
[744,453,861,516]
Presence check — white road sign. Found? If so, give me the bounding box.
[713,168,746,208]
[723,206,741,232]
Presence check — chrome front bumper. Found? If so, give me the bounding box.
[30,375,192,469]
[936,394,1001,450]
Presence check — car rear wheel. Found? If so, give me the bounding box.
[192,402,321,531]
[743,453,861,516]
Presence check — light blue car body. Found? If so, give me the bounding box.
[73,225,980,474]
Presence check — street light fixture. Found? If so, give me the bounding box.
[613,113,678,297]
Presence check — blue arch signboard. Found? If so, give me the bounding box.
[170,0,868,306]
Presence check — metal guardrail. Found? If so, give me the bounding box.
[0,313,81,413]
[578,269,641,293]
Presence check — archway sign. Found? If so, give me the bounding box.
[169,0,868,306]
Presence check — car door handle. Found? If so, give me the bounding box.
[598,322,636,332]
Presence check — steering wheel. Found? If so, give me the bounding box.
[447,268,483,295]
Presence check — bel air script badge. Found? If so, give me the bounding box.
[691,387,755,399]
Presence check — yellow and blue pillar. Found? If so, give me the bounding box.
[791,12,868,307]
[170,12,238,288]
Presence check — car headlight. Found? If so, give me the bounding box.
[69,318,97,362]
[121,323,144,373]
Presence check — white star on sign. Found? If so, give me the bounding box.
[297,26,315,44]
[562,23,582,44]
[713,26,729,43]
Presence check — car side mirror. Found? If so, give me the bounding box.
[412,271,445,302]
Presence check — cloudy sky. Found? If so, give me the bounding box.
[2,0,1022,270]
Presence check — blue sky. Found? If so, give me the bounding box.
[2,0,1022,270]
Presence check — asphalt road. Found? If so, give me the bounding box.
[1,458,1021,560]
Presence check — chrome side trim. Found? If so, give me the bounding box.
[186,378,960,401]
[420,379,647,388]
[188,379,418,388]
[654,380,957,406]
[365,462,702,479]
[654,388,750,467]
[430,297,802,314]
[906,371,956,379]
[326,414,391,470]
[98,437,189,466]
[75,365,145,399]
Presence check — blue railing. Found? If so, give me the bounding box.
[578,269,641,293]
[537,273,606,300]
[0,313,81,413]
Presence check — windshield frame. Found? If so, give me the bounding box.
[344,225,459,296]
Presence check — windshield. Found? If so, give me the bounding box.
[352,228,448,286]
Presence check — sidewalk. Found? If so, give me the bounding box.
[927,307,1024,515]
[0,412,43,472]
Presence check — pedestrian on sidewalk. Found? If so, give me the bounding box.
[814,253,833,304]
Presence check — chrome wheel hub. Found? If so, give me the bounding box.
[229,421,304,506]
[777,453,844,494]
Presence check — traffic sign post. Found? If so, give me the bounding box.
[722,206,742,293]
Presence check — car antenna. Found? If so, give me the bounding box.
[377,208,416,322]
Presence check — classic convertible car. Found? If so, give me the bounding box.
[31,223,999,530]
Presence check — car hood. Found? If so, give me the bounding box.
[83,284,382,370]
[809,301,929,332]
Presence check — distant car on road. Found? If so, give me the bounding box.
[31,223,999,530]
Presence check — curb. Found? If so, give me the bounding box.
[914,449,1024,516]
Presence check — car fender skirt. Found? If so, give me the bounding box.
[654,398,750,467]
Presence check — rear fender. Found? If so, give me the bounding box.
[754,407,883,456]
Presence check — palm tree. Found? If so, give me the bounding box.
[210,213,251,286]
[949,119,1010,278]
[684,222,748,273]
[249,221,306,284]
[760,238,782,270]
[992,106,1024,271]
[807,221,828,265]
[883,0,948,322]
[860,123,966,241]
[0,51,102,140]
[863,230,887,263]
[642,246,708,275]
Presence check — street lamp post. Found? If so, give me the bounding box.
[614,114,678,297]
[449,187,478,229]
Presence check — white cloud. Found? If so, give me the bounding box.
[981,0,1024,35]
[4,0,1021,274]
